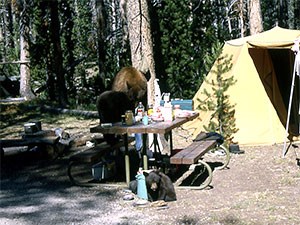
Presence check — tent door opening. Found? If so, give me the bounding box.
[249,48,299,136]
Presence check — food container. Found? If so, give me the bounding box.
[24,121,42,134]
[125,110,134,125]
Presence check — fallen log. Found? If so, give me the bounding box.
[41,105,98,118]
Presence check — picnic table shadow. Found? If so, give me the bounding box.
[167,161,230,189]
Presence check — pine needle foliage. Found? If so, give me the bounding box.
[197,52,238,146]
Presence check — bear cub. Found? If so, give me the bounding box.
[129,170,177,202]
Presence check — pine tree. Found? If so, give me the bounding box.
[197,52,238,146]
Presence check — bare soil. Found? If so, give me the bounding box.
[1,103,300,225]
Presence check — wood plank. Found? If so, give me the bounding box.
[182,140,216,164]
[90,112,199,135]
[69,145,111,163]
[69,137,135,163]
[170,143,199,164]
[170,140,217,165]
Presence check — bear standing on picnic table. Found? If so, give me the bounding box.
[112,66,148,106]
[111,66,148,152]
[96,90,134,123]
[96,67,147,144]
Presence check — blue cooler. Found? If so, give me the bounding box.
[160,99,193,110]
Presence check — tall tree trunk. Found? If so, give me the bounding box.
[239,0,245,37]
[38,1,55,101]
[61,0,76,97]
[19,29,35,99]
[123,0,156,106]
[249,0,263,35]
[19,1,35,99]
[0,1,15,60]
[50,1,68,106]
[92,0,106,94]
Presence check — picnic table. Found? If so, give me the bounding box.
[89,112,199,185]
[70,110,230,189]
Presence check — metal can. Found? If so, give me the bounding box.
[125,110,134,126]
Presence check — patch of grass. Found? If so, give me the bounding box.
[218,215,242,225]
[177,215,199,225]
[1,102,97,139]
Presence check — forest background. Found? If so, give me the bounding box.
[0,0,299,109]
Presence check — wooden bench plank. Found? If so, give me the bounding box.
[69,144,111,163]
[68,137,135,185]
[170,140,217,165]
[182,140,217,164]
[170,143,199,164]
[69,137,135,164]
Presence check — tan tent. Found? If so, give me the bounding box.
[184,26,300,146]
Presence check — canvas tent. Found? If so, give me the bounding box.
[184,26,300,146]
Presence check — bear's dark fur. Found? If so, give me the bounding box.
[96,90,134,145]
[129,170,177,202]
[96,90,134,123]
[112,66,147,106]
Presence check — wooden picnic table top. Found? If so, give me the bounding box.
[90,112,199,135]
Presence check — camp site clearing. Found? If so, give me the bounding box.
[1,103,300,225]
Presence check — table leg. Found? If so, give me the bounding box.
[123,133,130,185]
[169,131,173,152]
[153,134,163,155]
[142,133,148,170]
[153,134,158,155]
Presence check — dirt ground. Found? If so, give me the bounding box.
[1,103,300,225]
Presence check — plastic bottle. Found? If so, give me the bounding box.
[174,104,181,118]
[136,102,145,117]
[163,101,173,122]
[136,168,148,200]
[142,112,149,125]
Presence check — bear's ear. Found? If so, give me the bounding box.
[157,171,165,177]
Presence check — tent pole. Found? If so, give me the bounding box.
[282,67,295,157]
[282,50,300,157]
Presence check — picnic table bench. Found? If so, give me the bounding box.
[170,139,230,189]
[68,137,134,186]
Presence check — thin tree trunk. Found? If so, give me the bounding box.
[92,0,106,94]
[249,0,263,35]
[239,0,244,37]
[19,1,35,100]
[61,0,76,97]
[49,1,68,106]
[19,30,35,99]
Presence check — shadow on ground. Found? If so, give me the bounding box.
[0,149,125,225]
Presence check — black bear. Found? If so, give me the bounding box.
[96,90,134,145]
[112,66,147,106]
[129,170,177,202]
